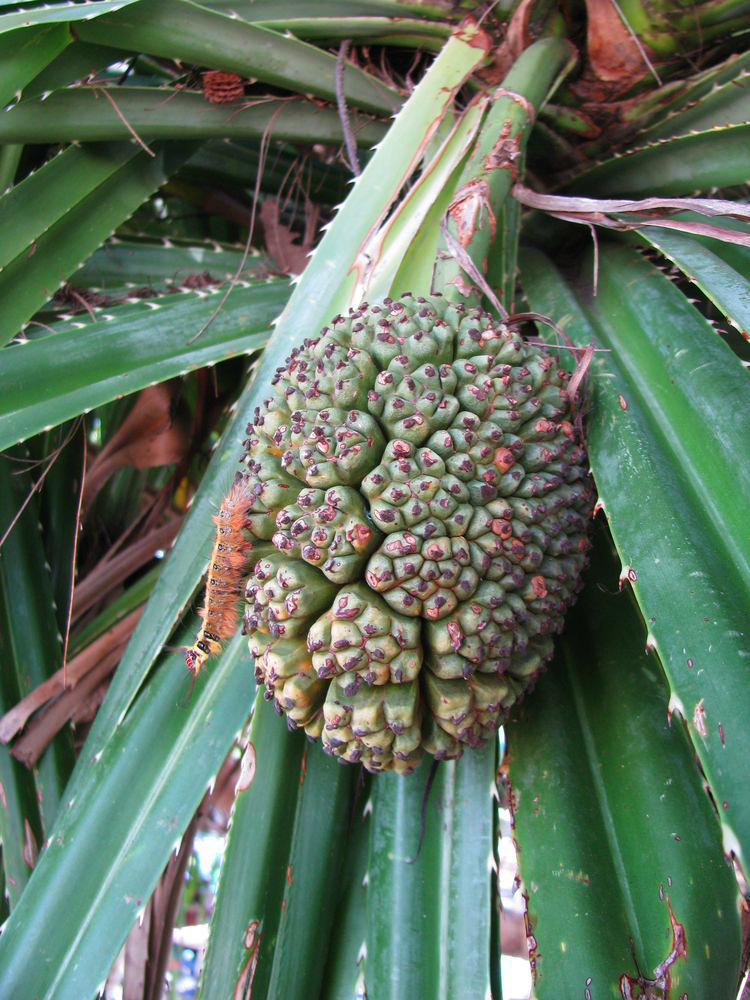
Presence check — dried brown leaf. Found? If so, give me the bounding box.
[0,607,143,744]
[486,0,535,83]
[72,518,180,622]
[260,198,313,276]
[83,386,188,511]
[70,679,110,727]
[123,906,151,1000]
[143,813,199,1000]
[12,642,127,768]
[513,185,750,247]
[581,0,650,96]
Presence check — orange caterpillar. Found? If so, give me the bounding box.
[185,472,255,676]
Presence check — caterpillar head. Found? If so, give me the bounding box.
[185,647,207,676]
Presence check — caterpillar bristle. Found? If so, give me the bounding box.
[185,474,255,677]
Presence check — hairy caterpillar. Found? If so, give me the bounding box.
[185,472,255,676]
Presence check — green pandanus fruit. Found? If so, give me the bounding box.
[240,293,594,774]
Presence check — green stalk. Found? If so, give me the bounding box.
[433,37,576,306]
[362,94,487,301]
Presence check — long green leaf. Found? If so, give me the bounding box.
[0,853,8,925]
[204,0,450,15]
[200,696,305,1000]
[70,236,269,290]
[636,225,750,339]
[506,530,742,997]
[0,279,289,450]
[519,243,750,871]
[256,15,449,48]
[265,751,355,998]
[1,142,137,272]
[319,793,370,1000]
[367,745,498,998]
[22,40,131,99]
[0,141,198,345]
[0,628,253,998]
[0,657,42,909]
[0,468,46,908]
[168,0,454,47]
[38,423,84,635]
[568,125,750,198]
[670,214,750,277]
[0,23,69,107]
[74,0,401,114]
[0,88,388,147]
[203,0,452,47]
[578,51,750,158]
[643,74,750,141]
[0,457,74,835]
[0,0,138,32]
